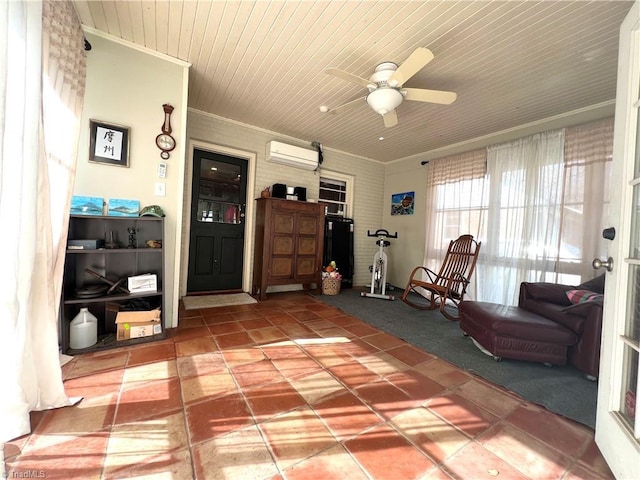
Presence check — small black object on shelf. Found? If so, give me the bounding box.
[127,227,137,248]
[272,183,287,198]
[294,186,307,201]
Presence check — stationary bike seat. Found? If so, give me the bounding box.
[377,239,391,247]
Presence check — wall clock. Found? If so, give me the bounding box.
[155,104,176,159]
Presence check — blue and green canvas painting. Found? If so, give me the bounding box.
[108,198,140,217]
[71,196,104,215]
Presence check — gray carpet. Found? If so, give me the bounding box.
[315,287,597,429]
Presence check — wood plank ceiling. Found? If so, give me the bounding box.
[72,1,634,163]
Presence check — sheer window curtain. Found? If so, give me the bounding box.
[478,130,565,304]
[423,149,487,300]
[0,0,86,443]
[562,118,614,281]
[424,120,613,307]
[477,122,613,304]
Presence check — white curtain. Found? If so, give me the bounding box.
[562,117,614,280]
[423,149,487,299]
[0,0,86,442]
[424,120,613,307]
[478,130,565,304]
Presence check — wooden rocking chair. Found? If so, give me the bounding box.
[401,234,481,320]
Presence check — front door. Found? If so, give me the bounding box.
[187,149,247,293]
[595,1,640,477]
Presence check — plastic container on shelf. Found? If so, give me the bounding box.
[69,307,98,349]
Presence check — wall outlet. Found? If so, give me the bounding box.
[154,182,166,197]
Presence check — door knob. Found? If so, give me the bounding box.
[592,257,613,272]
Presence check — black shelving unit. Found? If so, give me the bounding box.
[60,215,165,354]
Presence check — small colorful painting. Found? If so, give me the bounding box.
[108,199,140,217]
[391,191,415,216]
[70,196,104,216]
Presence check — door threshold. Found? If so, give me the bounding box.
[186,289,244,296]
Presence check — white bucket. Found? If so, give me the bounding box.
[70,307,98,349]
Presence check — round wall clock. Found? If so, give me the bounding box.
[156,133,175,159]
[156,104,176,159]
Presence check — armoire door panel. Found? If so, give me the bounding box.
[296,257,316,276]
[271,258,293,277]
[273,213,294,234]
[297,237,317,255]
[298,215,318,235]
[273,236,293,255]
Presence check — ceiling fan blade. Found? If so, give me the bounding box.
[383,109,398,128]
[403,87,457,105]
[387,47,434,87]
[325,96,366,114]
[325,68,372,88]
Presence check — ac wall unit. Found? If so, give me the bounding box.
[266,141,318,171]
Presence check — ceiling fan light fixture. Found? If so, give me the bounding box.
[325,47,453,126]
[366,88,403,116]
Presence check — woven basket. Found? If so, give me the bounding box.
[322,277,341,295]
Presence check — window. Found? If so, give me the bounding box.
[319,171,354,218]
[433,177,488,252]
[425,118,613,305]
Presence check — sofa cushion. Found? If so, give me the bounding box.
[561,301,603,315]
[522,300,586,332]
[522,282,572,306]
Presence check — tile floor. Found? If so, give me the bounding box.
[5,292,615,479]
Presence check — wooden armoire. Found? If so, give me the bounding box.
[252,197,325,300]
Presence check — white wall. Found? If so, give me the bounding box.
[383,163,429,289]
[186,110,385,291]
[75,31,189,328]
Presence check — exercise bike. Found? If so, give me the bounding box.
[361,229,398,301]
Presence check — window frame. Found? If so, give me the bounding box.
[319,170,354,218]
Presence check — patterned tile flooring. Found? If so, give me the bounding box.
[5,292,614,479]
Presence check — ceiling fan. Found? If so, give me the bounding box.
[321,47,456,128]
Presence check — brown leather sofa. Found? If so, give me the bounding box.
[518,274,605,379]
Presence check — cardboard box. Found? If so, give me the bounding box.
[127,273,157,293]
[116,308,162,340]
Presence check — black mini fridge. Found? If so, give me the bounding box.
[323,216,354,288]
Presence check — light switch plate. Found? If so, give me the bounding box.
[154,182,166,197]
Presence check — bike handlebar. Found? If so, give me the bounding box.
[366,229,398,239]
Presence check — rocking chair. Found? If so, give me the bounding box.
[401,234,481,320]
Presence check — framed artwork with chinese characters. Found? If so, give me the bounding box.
[89,119,130,167]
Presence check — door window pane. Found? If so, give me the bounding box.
[629,185,640,259]
[197,159,241,224]
[628,266,640,342]
[620,345,638,430]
